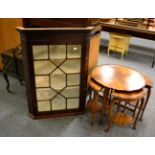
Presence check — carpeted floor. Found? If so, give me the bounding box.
[0,43,155,137]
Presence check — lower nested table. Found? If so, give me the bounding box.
[91,64,146,122]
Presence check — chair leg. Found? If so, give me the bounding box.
[3,72,10,92]
[133,98,144,129]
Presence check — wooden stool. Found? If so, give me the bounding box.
[106,89,146,131]
[87,77,104,125]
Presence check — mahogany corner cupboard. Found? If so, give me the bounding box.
[17,26,101,119]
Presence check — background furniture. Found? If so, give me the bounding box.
[17,26,101,119]
[101,19,155,40]
[115,18,155,29]
[108,32,131,59]
[1,46,24,92]
[0,18,23,70]
[101,19,155,67]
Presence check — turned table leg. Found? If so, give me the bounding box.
[139,87,151,121]
[99,87,110,124]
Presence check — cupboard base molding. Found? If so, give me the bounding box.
[28,111,84,119]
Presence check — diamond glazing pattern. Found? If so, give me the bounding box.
[32,45,81,112]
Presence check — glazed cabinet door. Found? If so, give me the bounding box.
[32,44,82,113]
[17,26,101,119]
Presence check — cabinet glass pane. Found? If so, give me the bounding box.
[35,76,49,87]
[52,95,66,110]
[67,74,80,86]
[34,60,56,75]
[61,86,79,98]
[49,45,66,66]
[36,88,56,100]
[67,98,79,109]
[60,59,81,74]
[67,45,81,58]
[37,101,51,112]
[33,45,48,60]
[50,69,66,90]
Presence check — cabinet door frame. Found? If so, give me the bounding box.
[18,28,94,119]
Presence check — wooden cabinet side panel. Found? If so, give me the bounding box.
[88,33,101,74]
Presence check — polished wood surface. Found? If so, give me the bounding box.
[91,64,145,91]
[112,89,146,101]
[87,69,151,130]
[91,64,146,126]
[142,74,153,88]
[88,76,103,91]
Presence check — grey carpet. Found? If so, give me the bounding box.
[0,44,155,137]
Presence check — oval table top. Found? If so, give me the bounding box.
[91,64,145,91]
